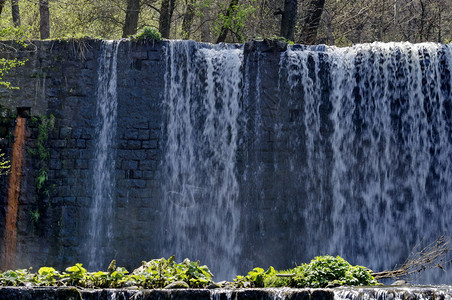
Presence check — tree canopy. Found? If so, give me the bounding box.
[0,0,451,45]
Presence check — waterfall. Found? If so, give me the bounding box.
[273,42,452,280]
[328,43,452,270]
[80,40,451,281]
[162,40,243,280]
[160,41,452,280]
[210,287,452,300]
[87,40,120,270]
[334,286,452,300]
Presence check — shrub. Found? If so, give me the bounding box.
[0,152,10,175]
[234,255,379,288]
[0,257,213,289]
[134,27,162,41]
[0,256,378,289]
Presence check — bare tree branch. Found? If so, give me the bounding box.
[372,235,452,281]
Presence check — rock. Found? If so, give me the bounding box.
[244,39,288,54]
[391,280,408,286]
[164,281,190,289]
[123,280,137,287]
[263,38,288,52]
[207,283,220,289]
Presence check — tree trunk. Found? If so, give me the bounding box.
[200,5,211,42]
[159,0,176,39]
[0,0,6,17]
[181,0,195,39]
[123,0,140,38]
[216,0,239,43]
[437,4,442,42]
[299,0,325,44]
[11,0,21,27]
[418,0,426,42]
[323,10,334,45]
[280,0,298,41]
[39,0,50,39]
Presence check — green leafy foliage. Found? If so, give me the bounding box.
[0,58,26,90]
[0,268,45,286]
[234,255,379,288]
[28,114,55,199]
[36,267,60,286]
[35,115,55,161]
[0,256,377,289]
[213,0,257,43]
[130,256,213,288]
[0,152,10,175]
[0,257,213,289]
[134,27,162,41]
[0,25,32,44]
[30,210,40,224]
[64,263,88,286]
[0,25,30,89]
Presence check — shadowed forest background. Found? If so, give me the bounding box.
[0,0,451,44]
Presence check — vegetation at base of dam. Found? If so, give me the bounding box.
[1,236,450,289]
[0,255,378,289]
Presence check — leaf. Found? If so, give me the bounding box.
[38,267,56,276]
[65,263,87,274]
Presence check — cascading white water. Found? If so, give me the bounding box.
[334,286,452,300]
[80,39,451,282]
[162,40,243,280]
[87,40,120,270]
[210,287,452,300]
[277,42,452,280]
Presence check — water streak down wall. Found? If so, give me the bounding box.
[0,40,451,282]
[1,116,26,269]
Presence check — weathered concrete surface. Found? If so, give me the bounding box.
[2,286,452,300]
[0,287,335,300]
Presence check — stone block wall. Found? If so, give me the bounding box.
[0,39,167,270]
[2,39,449,283]
[0,39,343,274]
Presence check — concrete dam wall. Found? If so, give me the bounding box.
[0,39,451,282]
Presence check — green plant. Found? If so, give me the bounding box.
[35,115,55,161]
[295,255,371,288]
[0,25,30,89]
[0,256,378,289]
[233,255,379,288]
[0,269,34,286]
[234,267,270,288]
[87,260,129,288]
[0,257,213,289]
[213,0,257,42]
[36,169,48,192]
[0,58,26,90]
[130,256,213,288]
[35,267,60,286]
[28,114,55,199]
[30,209,40,224]
[134,27,162,41]
[0,152,10,175]
[63,263,88,286]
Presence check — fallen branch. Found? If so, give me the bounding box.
[372,234,451,280]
